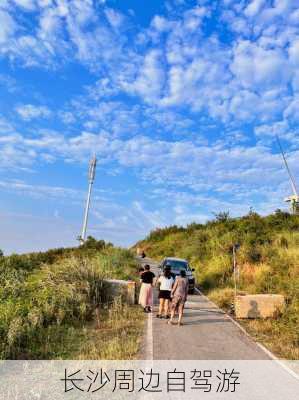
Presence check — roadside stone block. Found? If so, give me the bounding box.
[105,279,136,305]
[127,281,136,305]
[235,294,285,319]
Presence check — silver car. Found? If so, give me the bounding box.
[159,257,196,294]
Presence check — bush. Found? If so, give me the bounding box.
[209,288,235,311]
[197,255,232,290]
[135,212,299,359]
[0,246,138,359]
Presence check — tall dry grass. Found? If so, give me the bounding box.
[0,248,142,359]
[137,212,299,359]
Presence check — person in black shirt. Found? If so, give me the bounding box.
[138,264,155,312]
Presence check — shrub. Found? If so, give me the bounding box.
[209,288,235,311]
[0,247,138,359]
[135,212,299,359]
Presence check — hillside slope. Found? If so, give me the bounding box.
[135,210,299,359]
[0,237,143,359]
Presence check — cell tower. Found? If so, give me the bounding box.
[276,136,299,215]
[78,155,97,245]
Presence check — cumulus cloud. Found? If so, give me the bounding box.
[123,49,165,103]
[283,97,299,123]
[104,8,124,29]
[2,127,297,250]
[0,0,297,130]
[0,9,16,44]
[244,0,266,18]
[0,0,124,69]
[13,0,36,10]
[0,0,299,251]
[289,39,299,66]
[2,129,298,198]
[151,15,173,32]
[16,104,52,120]
[230,41,291,89]
[0,179,82,199]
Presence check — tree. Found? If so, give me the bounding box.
[81,236,106,251]
[213,211,230,222]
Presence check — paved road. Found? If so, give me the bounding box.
[138,257,270,360]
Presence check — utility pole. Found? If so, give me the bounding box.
[233,243,240,298]
[78,155,97,245]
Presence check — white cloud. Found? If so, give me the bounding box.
[104,8,124,29]
[12,35,56,67]
[13,0,36,10]
[289,8,299,24]
[0,115,15,134]
[183,6,206,31]
[38,6,63,41]
[292,71,299,92]
[37,0,53,7]
[255,120,289,138]
[123,49,165,103]
[16,104,52,120]
[0,179,82,200]
[289,39,299,66]
[2,129,298,198]
[0,178,166,251]
[283,97,299,123]
[1,123,298,251]
[244,0,266,17]
[111,4,297,129]
[151,15,173,32]
[59,111,76,124]
[230,41,290,89]
[0,0,299,250]
[0,9,16,44]
[0,1,10,9]
[0,0,124,69]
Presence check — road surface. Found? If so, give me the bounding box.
[138,258,270,360]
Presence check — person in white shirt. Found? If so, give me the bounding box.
[156,266,174,318]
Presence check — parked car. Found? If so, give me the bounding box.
[159,257,196,294]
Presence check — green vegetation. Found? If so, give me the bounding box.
[136,210,299,359]
[0,238,143,359]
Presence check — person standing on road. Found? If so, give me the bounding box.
[138,264,155,313]
[156,266,174,319]
[168,269,189,326]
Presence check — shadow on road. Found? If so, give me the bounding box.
[182,318,232,325]
[182,311,224,317]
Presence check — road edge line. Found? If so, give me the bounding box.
[145,311,153,360]
[255,343,299,381]
[195,288,264,339]
[195,287,299,380]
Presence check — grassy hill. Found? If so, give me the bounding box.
[0,237,143,360]
[135,210,299,359]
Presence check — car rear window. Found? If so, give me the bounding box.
[164,260,188,272]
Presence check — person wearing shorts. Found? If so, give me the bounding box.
[156,266,174,319]
[169,269,189,326]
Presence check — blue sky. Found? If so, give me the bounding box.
[0,0,298,254]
